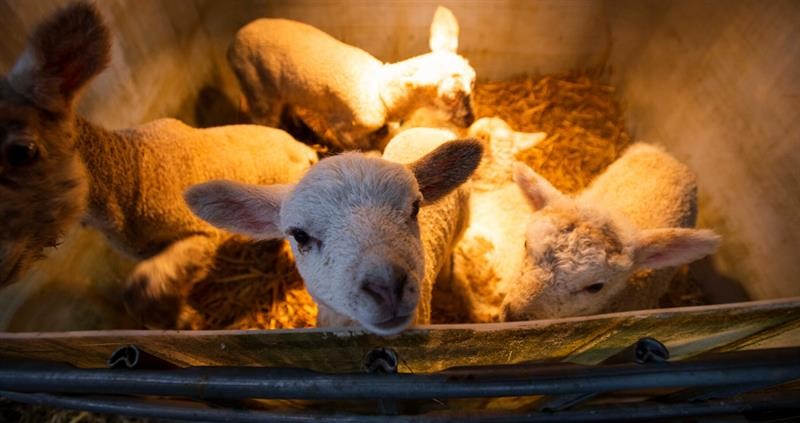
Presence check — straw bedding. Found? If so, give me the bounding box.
[473,70,631,194]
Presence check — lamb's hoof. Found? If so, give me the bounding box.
[123,272,183,330]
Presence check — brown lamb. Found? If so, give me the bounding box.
[0,2,317,328]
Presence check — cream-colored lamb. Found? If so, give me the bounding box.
[501,143,720,320]
[448,118,546,322]
[468,117,546,189]
[228,6,476,151]
[0,2,317,328]
[186,129,481,335]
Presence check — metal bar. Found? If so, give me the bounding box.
[662,319,800,402]
[536,337,670,411]
[660,382,780,403]
[364,347,400,415]
[2,390,800,422]
[0,348,798,401]
[105,344,268,411]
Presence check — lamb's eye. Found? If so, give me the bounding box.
[585,283,604,294]
[288,228,311,247]
[4,142,39,167]
[411,199,421,219]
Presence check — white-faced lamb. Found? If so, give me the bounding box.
[186,129,482,335]
[228,6,476,151]
[0,2,318,328]
[501,143,721,320]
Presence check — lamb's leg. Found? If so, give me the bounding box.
[235,66,284,127]
[123,235,217,329]
[316,303,359,329]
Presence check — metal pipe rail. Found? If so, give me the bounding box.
[3,390,800,423]
[0,347,798,401]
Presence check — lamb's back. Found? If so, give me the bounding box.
[583,143,698,230]
[113,119,314,252]
[230,19,386,128]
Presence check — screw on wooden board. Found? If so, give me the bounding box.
[107,345,177,370]
[364,347,399,374]
[633,337,670,364]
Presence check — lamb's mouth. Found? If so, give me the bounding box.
[368,314,414,334]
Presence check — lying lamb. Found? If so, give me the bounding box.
[186,129,481,335]
[448,117,546,322]
[0,2,318,328]
[501,143,720,320]
[228,6,476,151]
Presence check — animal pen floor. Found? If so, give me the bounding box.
[185,69,706,331]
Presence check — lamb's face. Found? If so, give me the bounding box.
[468,117,514,184]
[0,82,88,287]
[503,161,722,321]
[401,52,475,129]
[501,203,635,321]
[186,139,484,334]
[0,1,110,287]
[279,154,424,335]
[467,118,546,187]
[423,5,475,128]
[430,52,476,128]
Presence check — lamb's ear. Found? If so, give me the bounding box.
[512,132,547,154]
[633,228,721,269]
[429,6,459,53]
[8,1,111,113]
[410,138,483,204]
[184,180,293,240]
[513,163,563,210]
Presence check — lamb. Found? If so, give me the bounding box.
[228,6,476,151]
[186,129,482,335]
[448,117,546,322]
[501,143,721,321]
[467,117,546,189]
[0,2,318,328]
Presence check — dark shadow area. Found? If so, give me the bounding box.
[689,257,751,305]
[278,107,340,159]
[194,85,248,128]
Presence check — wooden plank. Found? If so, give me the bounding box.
[1,298,799,373]
[719,320,800,352]
[566,298,800,364]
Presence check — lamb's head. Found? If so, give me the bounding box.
[468,117,546,187]
[0,1,110,287]
[185,139,482,335]
[501,164,720,321]
[387,6,475,128]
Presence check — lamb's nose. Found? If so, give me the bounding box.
[360,265,408,313]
